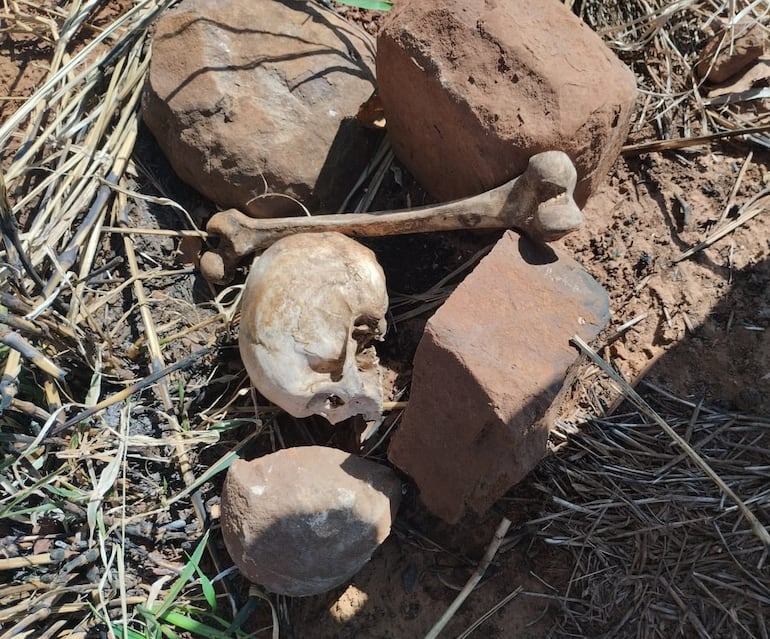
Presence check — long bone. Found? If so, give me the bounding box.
[200,151,583,284]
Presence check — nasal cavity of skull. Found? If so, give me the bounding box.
[309,392,347,413]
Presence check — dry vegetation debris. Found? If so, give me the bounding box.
[535,390,770,637]
[0,1,769,638]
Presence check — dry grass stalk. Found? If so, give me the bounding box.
[530,368,770,637]
[578,0,770,150]
[0,1,263,637]
[675,188,770,262]
[2,1,769,638]
[425,517,513,639]
[572,335,770,549]
[389,243,492,323]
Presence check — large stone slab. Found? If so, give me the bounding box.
[143,0,378,218]
[388,232,609,523]
[221,446,401,596]
[376,0,637,208]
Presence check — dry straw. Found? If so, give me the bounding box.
[1,0,769,638]
[528,340,770,637]
[0,1,252,637]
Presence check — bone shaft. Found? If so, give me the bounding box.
[201,151,583,284]
[230,190,513,249]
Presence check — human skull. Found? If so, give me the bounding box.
[238,232,388,424]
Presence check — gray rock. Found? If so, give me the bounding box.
[221,446,401,596]
[143,0,378,218]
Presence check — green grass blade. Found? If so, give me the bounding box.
[158,624,182,639]
[164,428,262,507]
[112,625,148,639]
[334,0,392,10]
[196,565,217,610]
[153,530,210,618]
[159,610,232,639]
[228,596,259,634]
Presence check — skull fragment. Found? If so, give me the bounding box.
[239,232,388,424]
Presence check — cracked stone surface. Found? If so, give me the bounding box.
[143,0,378,218]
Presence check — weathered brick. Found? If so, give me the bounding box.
[376,0,636,207]
[388,232,609,523]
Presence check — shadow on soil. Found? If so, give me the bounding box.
[131,126,768,635]
[642,249,770,415]
[283,239,769,639]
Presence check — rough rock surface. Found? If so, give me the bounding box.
[376,0,637,208]
[143,0,378,218]
[388,232,610,523]
[695,22,766,83]
[221,446,401,596]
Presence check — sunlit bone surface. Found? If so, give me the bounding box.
[200,151,582,284]
[239,232,388,424]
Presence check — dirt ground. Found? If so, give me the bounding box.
[1,2,769,638]
[569,148,770,415]
[281,140,770,639]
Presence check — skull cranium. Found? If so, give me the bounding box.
[238,232,388,424]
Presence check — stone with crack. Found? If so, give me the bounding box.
[142,0,378,218]
[220,446,401,596]
[238,232,388,424]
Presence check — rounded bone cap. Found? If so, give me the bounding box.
[238,232,388,424]
[220,446,401,596]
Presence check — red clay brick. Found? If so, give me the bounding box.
[388,232,609,522]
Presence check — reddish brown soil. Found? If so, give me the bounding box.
[572,149,770,415]
[2,4,769,638]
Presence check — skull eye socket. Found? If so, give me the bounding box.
[306,315,384,381]
[325,395,345,409]
[352,315,384,352]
